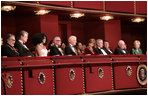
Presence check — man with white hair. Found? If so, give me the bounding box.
[95,39,108,55]
[65,35,78,55]
[50,36,65,56]
[114,40,129,55]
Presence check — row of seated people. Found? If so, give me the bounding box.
[1,30,143,57]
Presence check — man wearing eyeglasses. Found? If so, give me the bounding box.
[2,34,19,57]
[50,36,65,56]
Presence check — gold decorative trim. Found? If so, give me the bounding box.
[71,1,73,8]
[19,61,24,95]
[134,1,136,15]
[137,64,147,86]
[111,63,114,90]
[82,64,86,94]
[52,66,55,95]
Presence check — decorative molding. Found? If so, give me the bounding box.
[2,1,146,17]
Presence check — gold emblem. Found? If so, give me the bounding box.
[137,64,147,85]
[126,66,132,76]
[38,72,45,84]
[6,74,13,88]
[69,69,75,81]
[98,68,104,78]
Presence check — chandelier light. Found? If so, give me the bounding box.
[34,10,51,15]
[100,15,114,21]
[131,17,145,23]
[1,5,16,12]
[70,13,85,18]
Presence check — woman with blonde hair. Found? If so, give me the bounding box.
[131,40,143,55]
[89,38,96,48]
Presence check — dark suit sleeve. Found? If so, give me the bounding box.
[114,48,119,55]
[125,49,129,55]
[95,48,103,55]
[95,48,99,54]
[2,45,19,57]
[50,46,60,56]
[65,46,71,55]
[15,42,33,57]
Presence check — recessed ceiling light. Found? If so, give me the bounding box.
[100,15,114,21]
[1,5,16,12]
[34,10,51,15]
[70,13,85,18]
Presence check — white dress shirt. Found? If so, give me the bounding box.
[98,47,108,55]
[19,40,28,50]
[70,44,76,53]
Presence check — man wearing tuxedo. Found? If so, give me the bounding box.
[104,40,113,55]
[2,34,19,57]
[65,35,78,55]
[50,36,65,56]
[15,30,33,57]
[95,39,108,55]
[114,40,129,55]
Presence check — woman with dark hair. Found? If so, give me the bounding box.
[32,33,49,56]
[48,40,54,50]
[76,41,84,55]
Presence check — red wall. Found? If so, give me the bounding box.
[73,1,103,10]
[1,15,16,43]
[136,1,147,14]
[104,20,121,50]
[59,21,72,45]
[71,21,85,44]
[121,22,147,54]
[40,15,59,44]
[105,1,134,13]
[84,21,105,45]
[40,1,71,7]
[16,15,41,50]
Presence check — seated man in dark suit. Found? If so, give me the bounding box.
[95,39,108,55]
[65,35,78,55]
[50,36,65,56]
[104,40,113,55]
[15,30,33,57]
[2,34,19,57]
[114,40,129,55]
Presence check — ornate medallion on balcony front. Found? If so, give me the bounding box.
[126,66,132,76]
[38,72,46,84]
[98,68,104,79]
[137,64,147,85]
[69,69,75,81]
[6,74,13,88]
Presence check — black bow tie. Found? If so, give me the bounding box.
[58,46,61,48]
